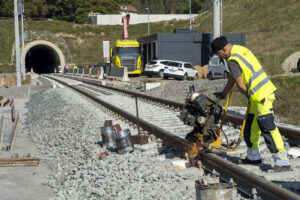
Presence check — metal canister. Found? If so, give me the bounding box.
[100,126,116,148]
[195,181,237,200]
[115,129,134,153]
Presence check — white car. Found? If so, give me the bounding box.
[163,61,198,80]
[144,60,170,78]
[208,56,229,80]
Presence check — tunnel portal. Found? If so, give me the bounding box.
[24,40,66,74]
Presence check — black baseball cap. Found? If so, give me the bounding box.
[209,36,228,57]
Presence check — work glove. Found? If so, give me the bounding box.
[213,92,227,100]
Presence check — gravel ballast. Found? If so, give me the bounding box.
[144,79,227,104]
[24,87,200,200]
[23,76,300,199]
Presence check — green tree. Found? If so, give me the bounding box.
[176,0,211,14]
[0,0,47,18]
[25,0,48,18]
[139,0,165,14]
[45,0,121,23]
[45,0,81,21]
[0,0,14,17]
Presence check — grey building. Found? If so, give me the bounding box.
[138,29,245,69]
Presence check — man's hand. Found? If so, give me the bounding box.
[213,92,227,99]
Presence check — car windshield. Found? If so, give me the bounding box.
[161,61,169,65]
[117,47,140,56]
[209,57,219,65]
[148,61,157,65]
[168,62,182,68]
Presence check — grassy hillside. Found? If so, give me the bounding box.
[1,0,300,72]
[0,0,300,125]
[0,0,300,74]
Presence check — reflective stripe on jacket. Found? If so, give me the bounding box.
[228,45,276,102]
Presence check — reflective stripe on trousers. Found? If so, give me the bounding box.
[273,152,290,166]
[247,148,261,161]
[243,94,290,166]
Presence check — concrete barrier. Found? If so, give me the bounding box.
[90,67,99,79]
[145,82,161,91]
[87,68,92,78]
[121,67,130,82]
[97,67,104,80]
[83,68,90,77]
[77,68,83,76]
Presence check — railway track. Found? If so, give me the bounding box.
[44,74,300,200]
[56,73,300,142]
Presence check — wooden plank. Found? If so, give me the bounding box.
[0,116,3,150]
[6,114,19,151]
[0,162,39,167]
[0,157,40,162]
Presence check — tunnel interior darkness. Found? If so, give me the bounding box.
[25,45,61,74]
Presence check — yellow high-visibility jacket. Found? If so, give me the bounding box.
[228,45,276,102]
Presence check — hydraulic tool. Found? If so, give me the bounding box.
[179,85,249,164]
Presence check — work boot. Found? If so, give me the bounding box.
[273,152,290,167]
[239,148,262,165]
[271,165,291,172]
[237,157,262,165]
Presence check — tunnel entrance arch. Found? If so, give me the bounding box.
[23,40,66,74]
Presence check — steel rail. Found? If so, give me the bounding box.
[46,75,189,151]
[57,74,300,141]
[200,152,300,200]
[47,75,300,200]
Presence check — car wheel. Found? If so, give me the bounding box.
[158,70,164,78]
[183,73,187,80]
[194,74,198,80]
[224,71,229,78]
[208,72,213,80]
[163,76,168,80]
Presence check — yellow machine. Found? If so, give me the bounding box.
[110,40,142,75]
[179,86,249,163]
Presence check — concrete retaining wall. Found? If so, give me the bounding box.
[88,14,198,25]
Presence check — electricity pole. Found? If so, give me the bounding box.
[145,8,150,36]
[189,0,192,30]
[19,0,26,80]
[212,0,222,39]
[14,0,21,87]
